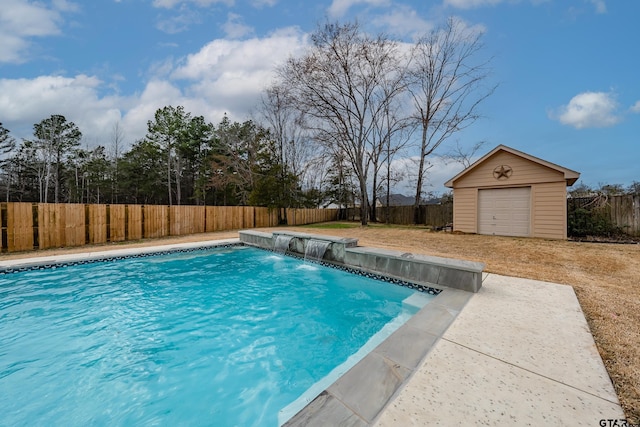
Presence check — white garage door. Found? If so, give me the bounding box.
[478,187,531,237]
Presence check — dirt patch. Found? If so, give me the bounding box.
[1,225,638,421]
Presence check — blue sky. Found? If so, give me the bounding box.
[0,0,638,194]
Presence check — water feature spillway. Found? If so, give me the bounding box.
[273,235,294,253]
[305,239,331,261]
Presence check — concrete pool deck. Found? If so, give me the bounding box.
[374,273,625,426]
[0,239,625,425]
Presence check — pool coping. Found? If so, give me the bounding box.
[282,287,471,426]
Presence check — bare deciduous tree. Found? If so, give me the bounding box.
[444,139,486,169]
[408,17,496,223]
[368,69,411,222]
[110,122,125,203]
[280,21,403,225]
[258,83,312,222]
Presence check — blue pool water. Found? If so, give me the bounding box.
[0,245,432,426]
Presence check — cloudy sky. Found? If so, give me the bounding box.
[0,0,638,193]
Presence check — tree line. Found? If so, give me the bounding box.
[0,112,321,216]
[0,19,497,225]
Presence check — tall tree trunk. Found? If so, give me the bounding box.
[55,158,60,203]
[166,153,172,206]
[385,152,391,224]
[413,125,428,224]
[175,155,182,205]
[43,161,51,203]
[371,168,378,223]
[359,175,368,226]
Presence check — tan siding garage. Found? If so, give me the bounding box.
[445,145,579,240]
[452,187,477,232]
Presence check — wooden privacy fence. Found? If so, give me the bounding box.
[380,204,453,227]
[345,204,454,227]
[0,203,339,253]
[568,195,640,237]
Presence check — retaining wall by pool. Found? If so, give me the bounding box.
[238,230,484,293]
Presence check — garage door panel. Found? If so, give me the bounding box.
[478,188,531,237]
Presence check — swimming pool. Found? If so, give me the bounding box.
[0,245,436,426]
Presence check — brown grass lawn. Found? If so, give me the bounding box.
[2,224,638,421]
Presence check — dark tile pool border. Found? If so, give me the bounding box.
[0,242,244,274]
[271,250,442,296]
[0,244,441,297]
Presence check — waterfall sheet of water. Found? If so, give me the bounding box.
[273,235,294,253]
[304,240,331,261]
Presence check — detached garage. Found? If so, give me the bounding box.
[444,145,580,239]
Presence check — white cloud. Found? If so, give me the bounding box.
[0,74,197,146]
[551,91,621,129]
[589,0,606,14]
[172,27,306,82]
[444,0,604,12]
[222,13,254,39]
[119,80,187,142]
[443,0,505,9]
[371,5,434,38]
[170,27,307,120]
[0,0,63,63]
[0,75,125,144]
[52,0,81,13]
[327,0,390,18]
[631,101,640,114]
[443,0,560,9]
[0,29,309,147]
[251,0,277,7]
[156,10,201,34]
[152,0,233,8]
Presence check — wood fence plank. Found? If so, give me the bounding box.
[88,204,107,244]
[243,207,254,229]
[7,203,34,252]
[194,206,205,233]
[37,203,63,249]
[7,202,338,253]
[127,205,143,240]
[110,205,126,242]
[170,206,182,236]
[205,207,216,232]
[65,204,86,247]
[145,205,168,238]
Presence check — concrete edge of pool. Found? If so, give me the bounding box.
[374,273,625,426]
[282,287,472,426]
[1,236,625,424]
